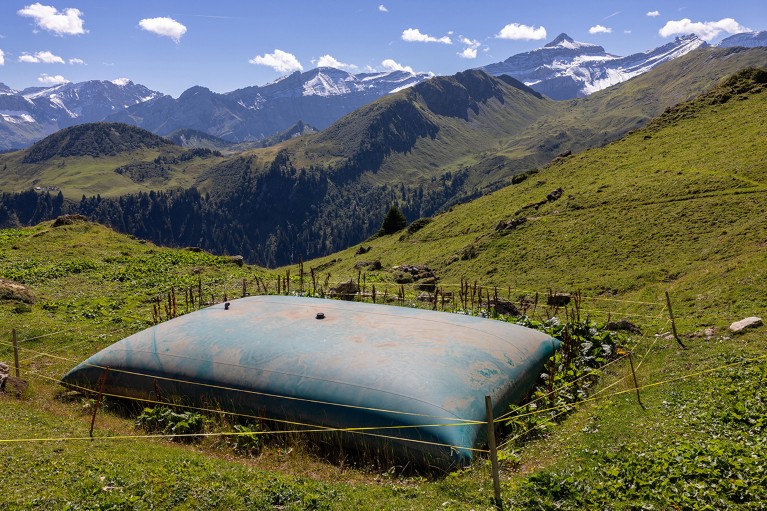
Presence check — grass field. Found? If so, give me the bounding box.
[0,71,766,509]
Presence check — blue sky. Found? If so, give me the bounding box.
[1,1,764,97]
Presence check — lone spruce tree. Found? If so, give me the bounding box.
[379,204,408,235]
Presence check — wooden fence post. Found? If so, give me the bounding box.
[90,366,110,439]
[485,395,503,510]
[12,329,20,378]
[628,353,645,410]
[665,291,686,349]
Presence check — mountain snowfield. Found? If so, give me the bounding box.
[481,33,707,99]
[1,31,765,150]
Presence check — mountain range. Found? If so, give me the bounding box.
[2,45,766,266]
[0,79,162,151]
[480,33,707,99]
[3,31,766,152]
[0,69,430,151]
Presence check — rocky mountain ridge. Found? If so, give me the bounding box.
[481,33,707,99]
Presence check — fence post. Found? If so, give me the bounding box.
[485,395,503,510]
[665,291,686,349]
[12,329,20,378]
[90,366,110,439]
[628,353,645,410]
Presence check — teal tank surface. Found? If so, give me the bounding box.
[61,296,558,466]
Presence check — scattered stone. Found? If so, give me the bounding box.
[0,362,8,389]
[605,319,642,335]
[417,292,433,302]
[546,188,564,202]
[0,278,36,304]
[557,150,572,158]
[186,246,203,252]
[415,276,438,293]
[355,246,372,255]
[354,260,382,270]
[493,299,521,317]
[547,293,571,307]
[459,245,478,260]
[227,255,244,267]
[330,279,359,300]
[729,316,763,333]
[495,217,527,233]
[52,214,88,227]
[392,265,439,288]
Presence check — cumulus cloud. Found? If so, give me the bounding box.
[458,37,481,59]
[17,3,86,36]
[381,58,413,74]
[647,11,660,17]
[139,17,187,43]
[111,78,131,86]
[0,50,4,66]
[496,23,547,40]
[378,4,388,12]
[589,25,612,34]
[37,73,69,85]
[316,54,357,71]
[401,28,452,44]
[18,50,65,64]
[68,57,84,64]
[249,49,303,73]
[659,18,749,41]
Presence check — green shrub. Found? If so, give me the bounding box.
[136,406,208,441]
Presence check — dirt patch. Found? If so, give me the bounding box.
[0,362,28,398]
[0,278,36,304]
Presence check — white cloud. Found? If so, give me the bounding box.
[496,23,547,40]
[111,78,131,86]
[139,17,187,43]
[624,30,632,34]
[589,25,612,34]
[68,57,84,65]
[458,37,481,59]
[378,4,388,12]
[401,28,452,44]
[17,3,86,36]
[0,50,4,66]
[317,54,358,71]
[381,58,413,74]
[18,50,65,64]
[37,73,69,85]
[250,49,303,73]
[647,11,660,17]
[659,18,749,41]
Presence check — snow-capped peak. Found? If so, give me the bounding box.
[481,32,707,100]
[544,33,600,50]
[111,78,132,86]
[718,31,767,48]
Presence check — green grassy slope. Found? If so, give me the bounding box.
[296,67,767,327]
[0,123,223,198]
[0,70,766,511]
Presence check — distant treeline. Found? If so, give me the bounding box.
[0,151,473,267]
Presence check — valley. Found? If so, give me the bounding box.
[0,64,765,510]
[2,47,766,267]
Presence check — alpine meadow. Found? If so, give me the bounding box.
[1,3,767,510]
